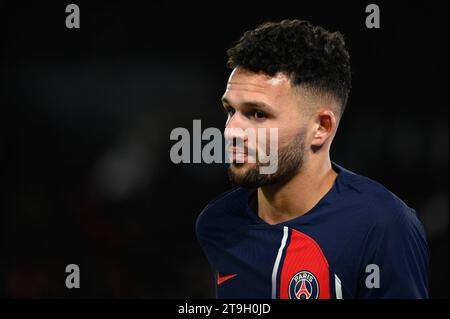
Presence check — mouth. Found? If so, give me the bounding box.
[227,147,258,164]
[229,147,247,155]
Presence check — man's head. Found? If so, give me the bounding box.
[222,19,351,188]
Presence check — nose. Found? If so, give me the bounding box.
[224,113,247,144]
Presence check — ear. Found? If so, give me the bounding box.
[311,110,337,150]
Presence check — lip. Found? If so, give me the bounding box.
[228,147,246,154]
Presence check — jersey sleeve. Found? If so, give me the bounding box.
[356,204,429,299]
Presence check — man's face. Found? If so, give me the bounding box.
[222,67,311,188]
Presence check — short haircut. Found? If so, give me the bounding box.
[227,19,352,115]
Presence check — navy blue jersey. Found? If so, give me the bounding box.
[196,162,429,299]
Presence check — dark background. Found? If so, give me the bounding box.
[0,0,448,298]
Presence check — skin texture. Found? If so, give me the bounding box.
[222,67,340,225]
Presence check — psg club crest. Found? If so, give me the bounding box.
[288,270,320,299]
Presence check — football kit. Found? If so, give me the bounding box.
[196,162,429,299]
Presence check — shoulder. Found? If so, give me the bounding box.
[339,170,430,298]
[195,187,249,242]
[339,165,426,239]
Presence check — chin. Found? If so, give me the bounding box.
[228,162,259,185]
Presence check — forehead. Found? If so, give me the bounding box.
[223,68,293,104]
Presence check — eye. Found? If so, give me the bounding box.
[254,110,266,120]
[224,107,235,117]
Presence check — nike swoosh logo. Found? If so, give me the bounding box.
[217,273,238,285]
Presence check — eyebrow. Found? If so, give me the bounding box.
[221,97,274,111]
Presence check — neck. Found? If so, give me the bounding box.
[257,156,338,225]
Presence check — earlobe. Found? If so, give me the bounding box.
[312,126,326,147]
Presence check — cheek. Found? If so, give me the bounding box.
[277,127,300,146]
[279,124,310,153]
[270,113,304,144]
[252,128,293,155]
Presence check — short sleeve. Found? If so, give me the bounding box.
[356,206,429,299]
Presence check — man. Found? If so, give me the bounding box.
[196,19,429,299]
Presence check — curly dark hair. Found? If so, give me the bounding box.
[227,19,352,113]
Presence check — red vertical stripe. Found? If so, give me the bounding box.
[279,229,331,299]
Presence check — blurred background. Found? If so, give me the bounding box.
[0,0,448,298]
